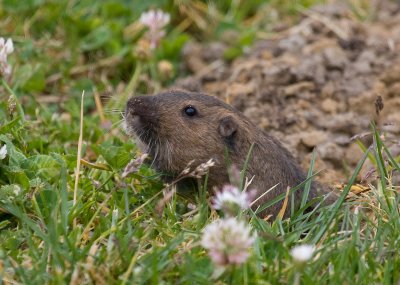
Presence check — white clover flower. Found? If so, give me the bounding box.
[290,244,315,263]
[139,9,170,49]
[0,37,14,77]
[212,185,253,216]
[13,185,21,196]
[140,9,170,29]
[0,144,7,160]
[201,217,256,266]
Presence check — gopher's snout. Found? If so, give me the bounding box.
[126,97,148,117]
[124,96,160,142]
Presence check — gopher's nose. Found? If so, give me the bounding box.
[125,96,149,117]
[125,96,158,126]
[125,97,138,117]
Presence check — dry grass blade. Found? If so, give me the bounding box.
[156,186,177,216]
[277,186,291,219]
[94,87,106,124]
[80,159,112,171]
[73,90,85,228]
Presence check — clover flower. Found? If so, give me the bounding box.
[213,185,254,216]
[290,244,315,263]
[139,9,170,49]
[0,144,7,160]
[0,37,14,77]
[12,185,21,196]
[201,217,256,266]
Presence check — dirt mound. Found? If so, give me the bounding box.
[173,1,400,184]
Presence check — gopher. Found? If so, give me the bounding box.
[124,90,334,218]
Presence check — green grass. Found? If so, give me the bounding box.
[1,0,399,284]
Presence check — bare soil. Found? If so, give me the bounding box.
[173,1,400,186]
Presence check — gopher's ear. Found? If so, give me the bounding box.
[218,116,238,138]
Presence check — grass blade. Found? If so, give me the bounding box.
[301,148,316,208]
[313,148,369,243]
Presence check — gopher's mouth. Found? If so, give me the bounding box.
[123,114,141,135]
[124,114,176,172]
[123,114,158,146]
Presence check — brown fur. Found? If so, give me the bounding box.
[124,90,335,218]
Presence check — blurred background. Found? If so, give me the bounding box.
[0,0,327,102]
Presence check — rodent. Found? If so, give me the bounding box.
[124,90,335,218]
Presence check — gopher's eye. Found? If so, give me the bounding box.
[183,106,197,117]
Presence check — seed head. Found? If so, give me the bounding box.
[191,159,215,178]
[122,153,148,178]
